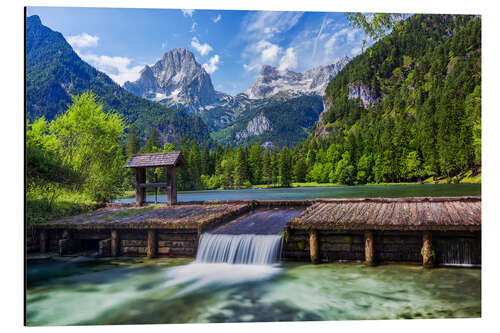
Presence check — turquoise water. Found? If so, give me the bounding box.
[26,257,481,325]
[114,184,481,203]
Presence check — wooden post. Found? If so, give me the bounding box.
[147,230,157,258]
[309,230,319,264]
[98,239,111,257]
[422,231,434,268]
[364,231,375,266]
[39,230,47,253]
[135,167,146,206]
[166,166,177,205]
[59,229,72,256]
[111,230,119,257]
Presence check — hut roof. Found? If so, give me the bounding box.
[125,151,185,168]
[288,196,481,231]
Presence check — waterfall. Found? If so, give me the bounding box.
[437,238,480,267]
[195,233,283,265]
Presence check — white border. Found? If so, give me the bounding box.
[2,1,499,332]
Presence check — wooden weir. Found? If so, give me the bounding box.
[30,197,481,268]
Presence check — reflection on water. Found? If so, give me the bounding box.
[26,257,481,326]
[113,183,481,204]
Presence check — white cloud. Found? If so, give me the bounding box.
[256,40,281,64]
[190,22,198,33]
[181,9,194,17]
[190,37,213,56]
[66,32,99,48]
[244,11,303,40]
[203,54,220,74]
[161,41,167,49]
[279,47,297,71]
[243,40,282,72]
[324,28,359,53]
[77,51,143,85]
[211,14,222,23]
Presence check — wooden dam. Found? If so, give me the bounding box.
[29,197,481,267]
[28,152,481,267]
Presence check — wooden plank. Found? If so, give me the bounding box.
[443,201,462,225]
[340,203,364,225]
[332,203,356,225]
[139,182,168,188]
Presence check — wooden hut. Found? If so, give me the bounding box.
[125,151,185,206]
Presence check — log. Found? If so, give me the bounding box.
[121,240,147,247]
[98,238,111,257]
[147,230,157,258]
[111,230,119,257]
[135,167,146,206]
[166,167,177,205]
[364,231,375,266]
[122,247,147,255]
[309,230,319,264]
[39,230,47,253]
[138,182,168,188]
[422,231,434,268]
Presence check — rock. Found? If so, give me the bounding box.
[235,114,272,140]
[347,82,376,108]
[245,56,350,99]
[124,48,227,113]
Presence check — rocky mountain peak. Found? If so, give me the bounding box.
[245,56,350,99]
[123,48,219,113]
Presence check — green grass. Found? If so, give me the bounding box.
[423,170,481,184]
[26,184,102,226]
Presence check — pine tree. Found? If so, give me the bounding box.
[233,146,246,188]
[279,146,293,187]
[144,128,161,152]
[248,143,263,184]
[126,124,141,156]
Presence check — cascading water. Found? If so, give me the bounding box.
[437,238,480,266]
[161,209,296,295]
[195,233,283,265]
[162,234,284,296]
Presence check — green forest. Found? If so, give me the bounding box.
[26,14,481,225]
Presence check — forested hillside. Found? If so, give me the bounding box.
[300,14,481,184]
[26,15,209,143]
[211,95,324,147]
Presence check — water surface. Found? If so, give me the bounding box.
[114,184,481,204]
[26,257,481,325]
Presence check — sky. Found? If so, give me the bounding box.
[27,7,370,95]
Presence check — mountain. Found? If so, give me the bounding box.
[26,15,209,143]
[245,56,350,99]
[210,95,324,147]
[124,48,228,113]
[301,14,481,184]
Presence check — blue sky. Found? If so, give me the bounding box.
[27,7,369,95]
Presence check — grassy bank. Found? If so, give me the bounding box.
[26,184,104,226]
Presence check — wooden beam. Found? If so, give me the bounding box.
[364,231,375,266]
[422,231,434,268]
[309,230,319,264]
[98,239,111,257]
[111,230,119,257]
[166,166,177,205]
[147,230,157,258]
[138,182,168,188]
[135,167,146,206]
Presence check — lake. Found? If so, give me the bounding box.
[113,183,481,203]
[26,257,481,325]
